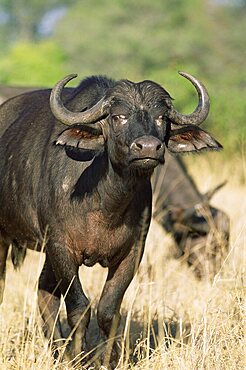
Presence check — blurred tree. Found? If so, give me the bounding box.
[53,0,207,80]
[0,40,67,86]
[0,0,70,43]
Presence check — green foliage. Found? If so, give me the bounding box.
[0,40,67,86]
[54,0,205,79]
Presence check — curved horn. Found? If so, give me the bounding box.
[167,72,210,126]
[50,74,110,126]
[204,180,227,201]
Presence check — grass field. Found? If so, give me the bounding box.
[0,157,245,370]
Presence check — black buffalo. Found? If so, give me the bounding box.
[0,72,222,364]
[152,153,229,278]
[0,83,230,279]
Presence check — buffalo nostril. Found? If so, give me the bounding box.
[156,143,162,151]
[131,142,143,152]
[136,142,143,150]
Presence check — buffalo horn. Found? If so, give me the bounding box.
[50,74,109,126]
[167,72,210,126]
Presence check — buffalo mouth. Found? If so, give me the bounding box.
[129,157,161,169]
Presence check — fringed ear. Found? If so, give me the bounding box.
[55,127,105,161]
[56,127,105,150]
[166,125,223,154]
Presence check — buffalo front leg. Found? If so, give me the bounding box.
[38,254,63,348]
[0,242,9,304]
[97,204,151,367]
[46,243,91,361]
[97,243,145,366]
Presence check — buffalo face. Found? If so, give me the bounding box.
[163,204,230,278]
[103,80,168,174]
[51,73,222,174]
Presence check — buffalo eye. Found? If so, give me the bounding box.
[155,115,164,127]
[112,115,128,126]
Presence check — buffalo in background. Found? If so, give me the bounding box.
[152,153,229,278]
[0,73,226,366]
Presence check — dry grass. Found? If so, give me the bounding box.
[0,157,245,370]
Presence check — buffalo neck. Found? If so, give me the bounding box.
[102,158,150,216]
[72,153,151,224]
[86,154,151,224]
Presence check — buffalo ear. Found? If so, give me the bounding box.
[166,125,223,153]
[55,127,105,161]
[56,127,105,151]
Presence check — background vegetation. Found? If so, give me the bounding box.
[0,0,245,155]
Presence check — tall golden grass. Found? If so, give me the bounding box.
[0,156,245,370]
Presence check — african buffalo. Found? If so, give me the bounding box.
[0,72,222,364]
[152,153,229,278]
[0,83,230,279]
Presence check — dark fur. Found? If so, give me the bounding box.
[0,75,222,364]
[152,153,230,278]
